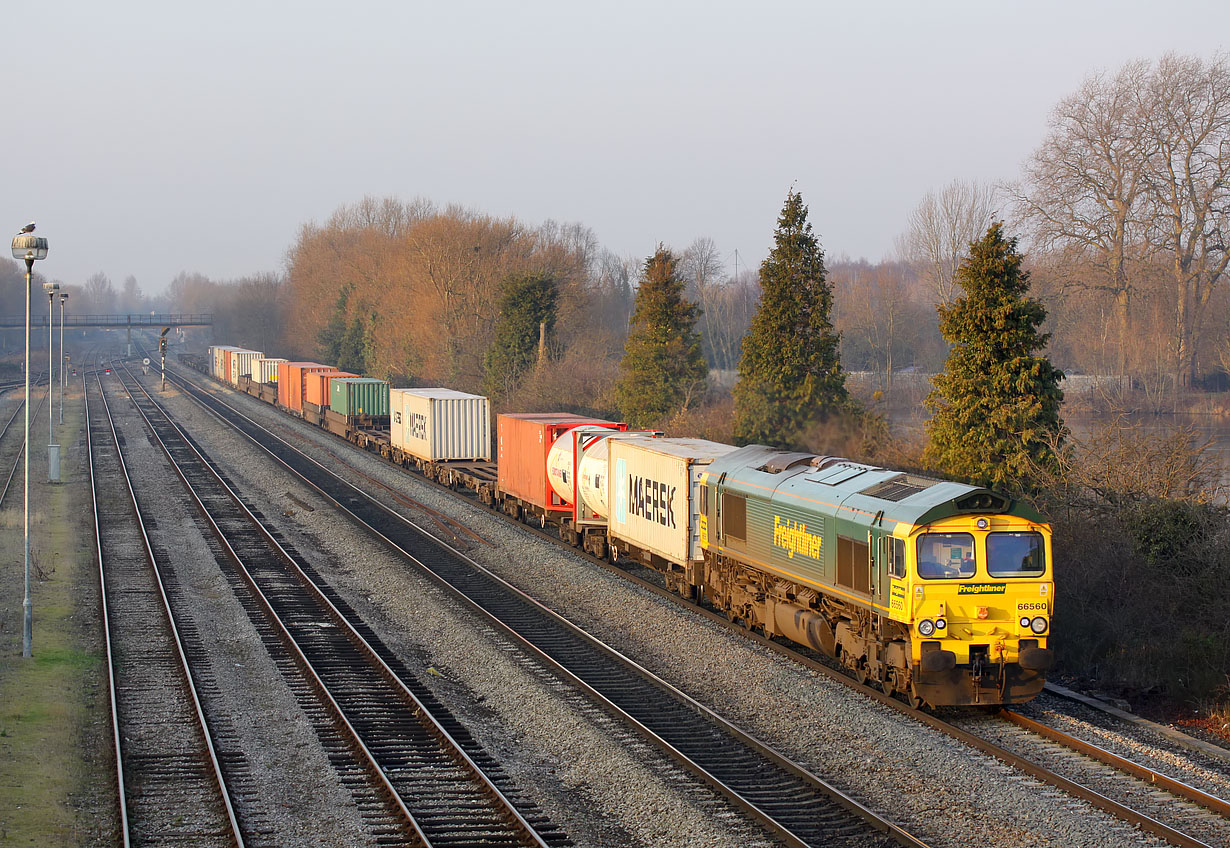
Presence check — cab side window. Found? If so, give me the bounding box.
[888,537,906,579]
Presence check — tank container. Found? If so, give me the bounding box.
[605,437,738,566]
[391,388,491,462]
[497,413,616,511]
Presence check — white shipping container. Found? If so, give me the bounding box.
[256,358,287,384]
[229,349,263,385]
[607,437,738,566]
[390,388,491,462]
[211,345,238,381]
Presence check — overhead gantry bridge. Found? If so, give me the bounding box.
[0,313,213,330]
[0,313,213,355]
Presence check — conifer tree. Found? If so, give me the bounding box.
[614,246,707,427]
[733,190,847,447]
[925,222,1065,489]
[317,283,351,365]
[337,314,369,374]
[483,272,558,398]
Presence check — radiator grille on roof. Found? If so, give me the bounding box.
[860,476,934,502]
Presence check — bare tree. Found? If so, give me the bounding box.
[1015,54,1230,389]
[83,272,118,314]
[1013,60,1153,380]
[118,275,146,315]
[906,178,997,306]
[1140,53,1230,388]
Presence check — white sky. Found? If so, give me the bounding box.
[4,1,1229,293]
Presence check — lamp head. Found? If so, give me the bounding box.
[11,234,49,261]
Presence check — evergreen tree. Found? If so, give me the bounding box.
[924,222,1065,489]
[733,190,847,447]
[614,246,707,427]
[483,272,559,397]
[317,283,351,365]
[338,314,368,373]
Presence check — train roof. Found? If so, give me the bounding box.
[705,444,1046,531]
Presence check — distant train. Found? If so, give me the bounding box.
[189,345,1055,708]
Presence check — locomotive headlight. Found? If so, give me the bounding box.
[935,618,947,631]
[1030,616,1049,634]
[1020,616,1031,628]
[918,619,936,637]
[976,518,989,530]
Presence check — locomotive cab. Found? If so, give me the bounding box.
[903,514,1054,706]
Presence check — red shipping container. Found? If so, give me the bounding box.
[497,413,617,513]
[223,349,234,385]
[304,371,357,409]
[277,361,330,411]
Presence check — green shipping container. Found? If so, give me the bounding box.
[329,377,390,417]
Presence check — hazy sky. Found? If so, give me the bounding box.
[5,1,1229,294]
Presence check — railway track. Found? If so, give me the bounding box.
[0,378,48,509]
[153,355,927,848]
[87,364,246,846]
[116,363,567,848]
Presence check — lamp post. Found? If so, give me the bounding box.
[59,292,67,425]
[45,282,60,483]
[12,229,49,659]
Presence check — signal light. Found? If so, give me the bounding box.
[918,619,936,637]
[1030,616,1048,634]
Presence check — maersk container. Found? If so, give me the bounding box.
[229,349,263,386]
[305,370,358,409]
[329,377,389,417]
[256,358,286,384]
[277,361,330,411]
[606,437,739,566]
[391,388,491,462]
[497,413,616,512]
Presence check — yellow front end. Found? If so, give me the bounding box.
[896,514,1054,705]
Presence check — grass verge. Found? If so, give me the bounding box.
[0,387,113,844]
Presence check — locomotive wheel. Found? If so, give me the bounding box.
[610,545,619,563]
[854,665,869,686]
[908,684,926,710]
[539,513,547,529]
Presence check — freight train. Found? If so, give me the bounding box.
[187,345,1055,708]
